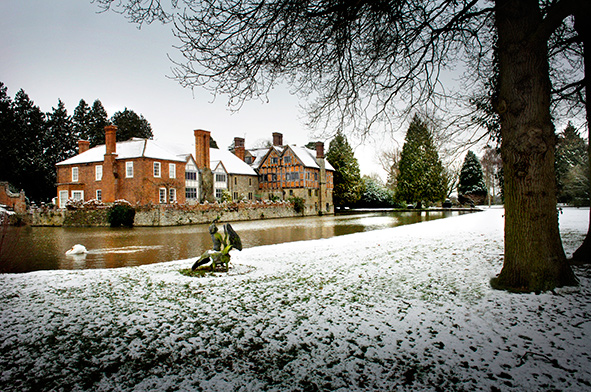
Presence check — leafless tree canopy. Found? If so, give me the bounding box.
[94,0,498,133]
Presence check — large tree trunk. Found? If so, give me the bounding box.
[492,0,577,292]
[570,4,591,264]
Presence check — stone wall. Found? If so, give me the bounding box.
[28,201,317,227]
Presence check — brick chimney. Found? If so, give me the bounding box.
[315,141,325,159]
[103,125,118,203]
[194,129,211,169]
[78,140,90,154]
[272,132,283,146]
[194,129,214,202]
[105,125,117,155]
[234,137,245,161]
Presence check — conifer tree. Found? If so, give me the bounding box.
[46,100,77,163]
[10,89,47,202]
[88,100,110,147]
[0,83,16,187]
[458,150,487,205]
[326,131,364,207]
[555,123,589,205]
[395,115,446,206]
[72,99,92,141]
[111,108,153,141]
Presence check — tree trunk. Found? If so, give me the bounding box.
[492,0,577,291]
[570,4,591,264]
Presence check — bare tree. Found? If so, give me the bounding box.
[481,146,502,206]
[378,147,400,190]
[93,0,584,291]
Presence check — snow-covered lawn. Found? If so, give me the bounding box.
[1,208,590,391]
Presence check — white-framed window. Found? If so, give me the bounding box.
[95,165,103,181]
[153,162,161,177]
[169,163,176,179]
[215,189,224,199]
[96,189,102,201]
[186,187,197,199]
[159,188,167,204]
[169,188,176,203]
[59,190,68,209]
[126,162,134,178]
[215,173,226,183]
[72,167,79,182]
[71,190,84,201]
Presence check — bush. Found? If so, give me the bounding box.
[107,203,135,227]
[290,197,305,214]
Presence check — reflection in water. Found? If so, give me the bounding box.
[0,210,467,273]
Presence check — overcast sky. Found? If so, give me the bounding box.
[1,0,395,178]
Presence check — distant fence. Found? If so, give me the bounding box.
[27,201,313,227]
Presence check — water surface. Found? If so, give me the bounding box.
[0,210,467,273]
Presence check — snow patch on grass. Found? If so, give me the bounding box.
[1,208,590,391]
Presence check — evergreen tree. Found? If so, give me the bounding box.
[0,83,16,187]
[10,89,48,202]
[46,99,77,165]
[357,176,394,208]
[395,115,446,205]
[88,100,110,147]
[458,150,488,205]
[111,108,153,142]
[555,122,589,205]
[72,99,91,141]
[326,131,364,207]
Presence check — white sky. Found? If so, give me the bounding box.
[1,0,397,179]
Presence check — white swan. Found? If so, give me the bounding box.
[65,244,88,255]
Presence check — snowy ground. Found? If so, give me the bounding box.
[1,208,590,392]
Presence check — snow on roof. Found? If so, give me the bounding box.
[288,145,335,171]
[56,138,186,166]
[247,148,271,169]
[210,148,257,176]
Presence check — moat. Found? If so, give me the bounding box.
[0,210,470,273]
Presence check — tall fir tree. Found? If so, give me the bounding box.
[88,99,110,147]
[37,100,77,202]
[10,89,48,202]
[326,131,364,207]
[395,115,446,205]
[555,122,589,205]
[458,150,488,205]
[111,108,153,142]
[0,83,16,188]
[72,99,92,141]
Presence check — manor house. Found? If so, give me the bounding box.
[56,126,334,215]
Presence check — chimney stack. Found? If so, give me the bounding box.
[105,125,117,155]
[315,142,325,159]
[102,125,118,203]
[78,140,90,154]
[234,137,245,161]
[194,129,211,169]
[272,132,283,147]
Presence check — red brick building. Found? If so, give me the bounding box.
[0,182,26,213]
[56,126,186,208]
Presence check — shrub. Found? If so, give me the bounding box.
[290,196,305,214]
[107,203,136,227]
